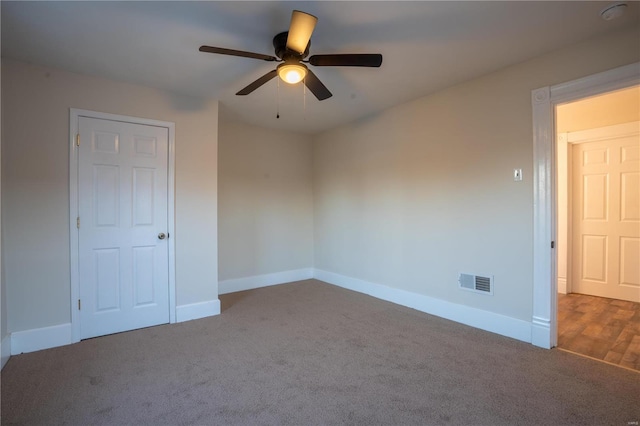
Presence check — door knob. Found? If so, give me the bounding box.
[158,233,166,240]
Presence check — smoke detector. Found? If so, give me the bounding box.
[600,2,627,21]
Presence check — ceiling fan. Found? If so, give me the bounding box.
[199,10,383,101]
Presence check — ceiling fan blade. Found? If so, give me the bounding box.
[236,69,278,95]
[304,69,332,101]
[199,46,278,62]
[286,10,318,55]
[309,54,383,67]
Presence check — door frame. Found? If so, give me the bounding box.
[69,108,176,343]
[531,62,639,349]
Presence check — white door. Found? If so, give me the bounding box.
[571,134,640,302]
[78,116,170,339]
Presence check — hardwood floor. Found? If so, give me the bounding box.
[557,293,640,371]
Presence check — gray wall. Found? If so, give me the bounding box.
[218,119,313,281]
[313,26,640,322]
[1,59,219,333]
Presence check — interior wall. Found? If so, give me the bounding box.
[1,59,219,333]
[556,86,640,294]
[313,26,640,323]
[218,119,313,281]
[556,86,640,133]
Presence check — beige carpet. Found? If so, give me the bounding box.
[2,279,639,425]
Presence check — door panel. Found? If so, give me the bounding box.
[581,235,607,282]
[621,172,639,221]
[572,134,640,302]
[133,246,155,306]
[620,237,639,287]
[582,173,608,220]
[95,248,120,311]
[78,116,169,339]
[133,168,155,225]
[94,165,120,227]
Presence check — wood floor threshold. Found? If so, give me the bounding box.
[556,347,640,374]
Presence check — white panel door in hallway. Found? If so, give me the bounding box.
[572,132,640,302]
[78,116,170,339]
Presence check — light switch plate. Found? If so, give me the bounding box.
[514,168,523,181]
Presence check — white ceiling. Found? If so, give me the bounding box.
[2,1,638,135]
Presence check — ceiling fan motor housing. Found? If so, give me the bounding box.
[273,32,310,60]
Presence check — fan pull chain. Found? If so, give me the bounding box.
[276,78,280,119]
[303,76,307,121]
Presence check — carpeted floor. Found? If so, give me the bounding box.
[2,279,639,425]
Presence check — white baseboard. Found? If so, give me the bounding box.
[11,323,73,355]
[557,277,567,294]
[176,299,221,323]
[219,268,314,295]
[8,300,221,354]
[314,269,533,344]
[1,334,11,369]
[531,316,553,349]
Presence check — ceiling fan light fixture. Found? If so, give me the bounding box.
[277,62,308,84]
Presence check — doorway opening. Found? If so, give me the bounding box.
[531,61,639,351]
[555,87,640,370]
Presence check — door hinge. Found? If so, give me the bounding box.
[78,299,81,310]
[77,217,80,229]
[76,133,80,147]
[551,241,555,249]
